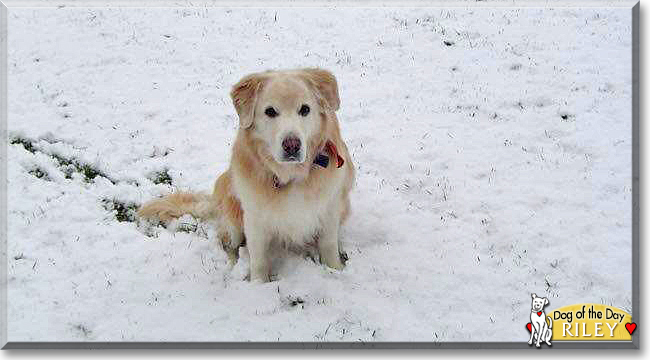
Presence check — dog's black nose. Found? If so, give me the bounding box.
[282,136,301,158]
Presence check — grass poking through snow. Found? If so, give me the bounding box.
[102,199,139,222]
[28,167,50,181]
[148,168,172,185]
[10,137,36,153]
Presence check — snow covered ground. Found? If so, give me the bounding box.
[6,5,633,342]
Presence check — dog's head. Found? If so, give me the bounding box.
[531,293,549,312]
[230,68,340,167]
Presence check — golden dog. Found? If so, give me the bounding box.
[138,68,355,282]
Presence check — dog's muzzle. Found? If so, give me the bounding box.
[281,135,302,162]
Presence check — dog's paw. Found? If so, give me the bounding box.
[249,271,272,283]
[535,343,541,348]
[319,252,345,271]
[527,340,533,345]
[326,259,345,271]
[546,341,552,346]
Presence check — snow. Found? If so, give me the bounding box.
[6,5,633,342]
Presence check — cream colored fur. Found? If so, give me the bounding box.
[138,68,355,282]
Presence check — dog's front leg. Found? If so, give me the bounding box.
[318,211,344,271]
[543,322,552,346]
[244,217,271,282]
[527,322,535,345]
[533,322,542,348]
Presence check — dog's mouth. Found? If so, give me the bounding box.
[280,155,303,163]
[277,156,306,166]
[269,142,306,164]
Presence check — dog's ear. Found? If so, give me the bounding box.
[231,73,266,129]
[544,298,549,305]
[300,68,340,112]
[531,293,537,299]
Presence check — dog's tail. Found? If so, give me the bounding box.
[547,316,553,329]
[137,192,218,223]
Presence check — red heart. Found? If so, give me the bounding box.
[537,312,542,316]
[625,323,637,335]
[526,323,532,332]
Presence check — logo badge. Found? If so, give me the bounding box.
[525,295,635,345]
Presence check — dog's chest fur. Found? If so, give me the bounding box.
[233,168,344,244]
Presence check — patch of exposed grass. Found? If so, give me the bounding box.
[51,153,115,184]
[12,135,118,185]
[78,163,103,182]
[283,295,305,308]
[50,153,74,179]
[28,167,50,181]
[149,169,172,185]
[102,199,139,222]
[176,221,197,233]
[50,153,72,166]
[10,137,36,153]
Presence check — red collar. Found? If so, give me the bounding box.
[325,140,345,168]
[314,140,344,169]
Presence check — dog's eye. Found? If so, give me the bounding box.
[298,104,310,117]
[265,107,278,118]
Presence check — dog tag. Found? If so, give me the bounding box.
[314,154,329,168]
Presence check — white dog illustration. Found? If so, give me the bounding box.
[528,293,553,347]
